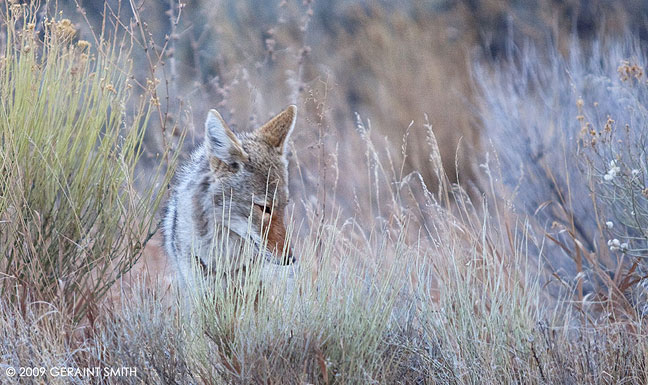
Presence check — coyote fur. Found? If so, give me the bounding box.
[163,105,296,289]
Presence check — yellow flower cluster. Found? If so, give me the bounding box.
[617,61,643,82]
[44,18,77,40]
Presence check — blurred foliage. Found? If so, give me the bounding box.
[64,0,647,202]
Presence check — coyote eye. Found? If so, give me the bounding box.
[229,162,240,172]
[255,203,272,215]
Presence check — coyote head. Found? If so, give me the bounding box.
[201,105,296,265]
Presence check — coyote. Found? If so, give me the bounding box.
[163,106,296,289]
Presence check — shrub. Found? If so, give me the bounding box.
[0,5,173,322]
[474,35,648,317]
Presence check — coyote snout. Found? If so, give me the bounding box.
[163,105,297,288]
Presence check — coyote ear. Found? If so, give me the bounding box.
[205,109,247,166]
[256,105,296,152]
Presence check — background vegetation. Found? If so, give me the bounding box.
[1,0,647,384]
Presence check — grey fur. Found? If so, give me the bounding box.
[163,106,297,290]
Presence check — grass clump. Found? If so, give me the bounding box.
[0,5,170,322]
[188,217,407,384]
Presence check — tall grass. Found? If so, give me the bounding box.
[0,5,173,322]
[4,125,646,383]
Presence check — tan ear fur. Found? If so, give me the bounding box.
[256,105,296,151]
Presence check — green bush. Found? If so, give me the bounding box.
[0,5,171,322]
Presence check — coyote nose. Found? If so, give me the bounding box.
[281,251,296,265]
